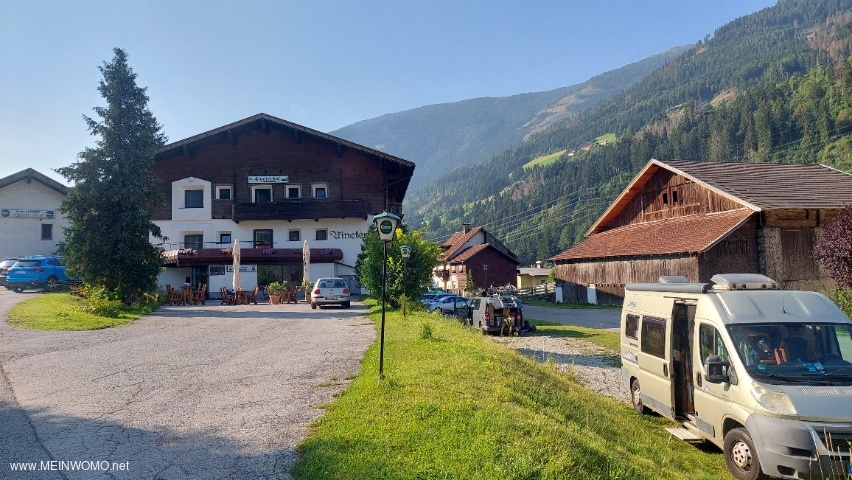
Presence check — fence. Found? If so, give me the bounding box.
[517,282,556,300]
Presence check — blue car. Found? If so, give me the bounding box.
[6,256,75,292]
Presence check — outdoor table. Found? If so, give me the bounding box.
[235,290,249,305]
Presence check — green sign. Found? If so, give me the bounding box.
[378,219,394,235]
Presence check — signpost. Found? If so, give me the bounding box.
[372,211,400,379]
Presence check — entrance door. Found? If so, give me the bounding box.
[672,303,695,417]
[691,322,732,440]
[637,312,674,418]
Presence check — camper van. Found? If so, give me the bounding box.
[621,274,852,480]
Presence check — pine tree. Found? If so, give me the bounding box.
[57,48,167,303]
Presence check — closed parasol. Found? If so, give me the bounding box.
[232,239,241,291]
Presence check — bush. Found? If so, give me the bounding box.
[76,284,123,317]
[829,288,852,318]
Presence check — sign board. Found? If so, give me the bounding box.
[226,265,257,272]
[1,209,56,219]
[248,176,288,184]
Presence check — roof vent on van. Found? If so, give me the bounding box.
[710,274,778,291]
[658,276,689,283]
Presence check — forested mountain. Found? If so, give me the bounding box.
[406,0,852,266]
[331,46,689,192]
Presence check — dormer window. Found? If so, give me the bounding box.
[185,189,203,208]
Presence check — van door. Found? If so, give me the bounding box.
[638,314,674,419]
[691,322,732,440]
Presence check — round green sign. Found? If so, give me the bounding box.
[379,219,394,235]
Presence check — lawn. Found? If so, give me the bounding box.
[522,149,567,170]
[7,291,152,330]
[292,301,732,479]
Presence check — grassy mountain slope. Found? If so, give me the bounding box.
[331,46,689,192]
[407,0,852,266]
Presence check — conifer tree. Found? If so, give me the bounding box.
[57,48,166,303]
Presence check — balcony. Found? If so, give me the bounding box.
[232,199,369,222]
[163,247,343,266]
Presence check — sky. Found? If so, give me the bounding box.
[1,0,779,184]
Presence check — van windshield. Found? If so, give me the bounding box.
[727,323,852,386]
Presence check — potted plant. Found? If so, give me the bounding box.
[301,279,314,303]
[267,281,285,304]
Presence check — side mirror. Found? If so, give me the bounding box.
[704,355,730,384]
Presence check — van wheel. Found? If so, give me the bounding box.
[630,378,647,414]
[724,427,768,480]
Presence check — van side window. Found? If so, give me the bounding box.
[625,314,639,340]
[699,323,730,372]
[640,316,666,358]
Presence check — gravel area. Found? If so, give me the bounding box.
[492,334,630,405]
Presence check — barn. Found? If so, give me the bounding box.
[550,159,852,304]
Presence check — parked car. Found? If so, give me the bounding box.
[6,256,75,292]
[420,292,451,305]
[469,295,524,335]
[311,277,351,309]
[427,295,468,314]
[0,258,19,289]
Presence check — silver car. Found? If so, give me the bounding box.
[311,277,351,309]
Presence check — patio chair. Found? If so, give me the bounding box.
[286,285,298,303]
[219,287,235,305]
[166,285,183,305]
[246,286,259,305]
[193,284,207,305]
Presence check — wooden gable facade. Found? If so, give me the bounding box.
[152,113,414,225]
[551,159,852,304]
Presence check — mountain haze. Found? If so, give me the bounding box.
[405,0,852,266]
[331,46,689,192]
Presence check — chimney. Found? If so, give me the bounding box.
[463,222,471,234]
[535,260,542,268]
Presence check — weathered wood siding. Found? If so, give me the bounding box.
[610,170,742,229]
[697,220,760,282]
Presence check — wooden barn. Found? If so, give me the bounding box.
[550,159,852,304]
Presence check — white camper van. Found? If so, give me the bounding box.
[621,274,852,480]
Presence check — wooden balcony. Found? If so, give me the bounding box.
[163,247,343,266]
[232,199,369,222]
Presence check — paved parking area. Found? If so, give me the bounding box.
[0,289,374,479]
[523,304,621,330]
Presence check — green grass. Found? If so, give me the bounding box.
[524,298,620,310]
[292,300,732,480]
[523,149,567,170]
[528,319,621,352]
[596,133,617,144]
[7,292,150,330]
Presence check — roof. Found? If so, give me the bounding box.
[156,112,415,169]
[551,208,754,262]
[438,226,519,264]
[588,159,852,235]
[519,267,552,277]
[0,168,69,196]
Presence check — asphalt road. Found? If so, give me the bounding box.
[522,304,621,330]
[0,289,374,479]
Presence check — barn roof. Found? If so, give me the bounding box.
[588,159,852,235]
[550,208,753,262]
[0,168,69,196]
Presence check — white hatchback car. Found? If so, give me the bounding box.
[311,277,351,309]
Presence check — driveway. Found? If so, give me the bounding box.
[0,289,375,479]
[523,304,621,330]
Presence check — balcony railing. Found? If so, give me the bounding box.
[232,199,369,222]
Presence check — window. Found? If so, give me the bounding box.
[254,229,273,247]
[252,186,272,203]
[289,229,301,242]
[287,185,301,199]
[640,316,667,358]
[185,189,204,208]
[209,265,226,276]
[625,314,639,340]
[699,323,729,364]
[313,183,327,198]
[184,234,203,249]
[215,185,232,200]
[672,190,678,203]
[315,229,328,241]
[219,233,232,245]
[662,192,668,205]
[41,224,53,240]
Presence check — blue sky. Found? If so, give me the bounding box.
[0,0,778,183]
